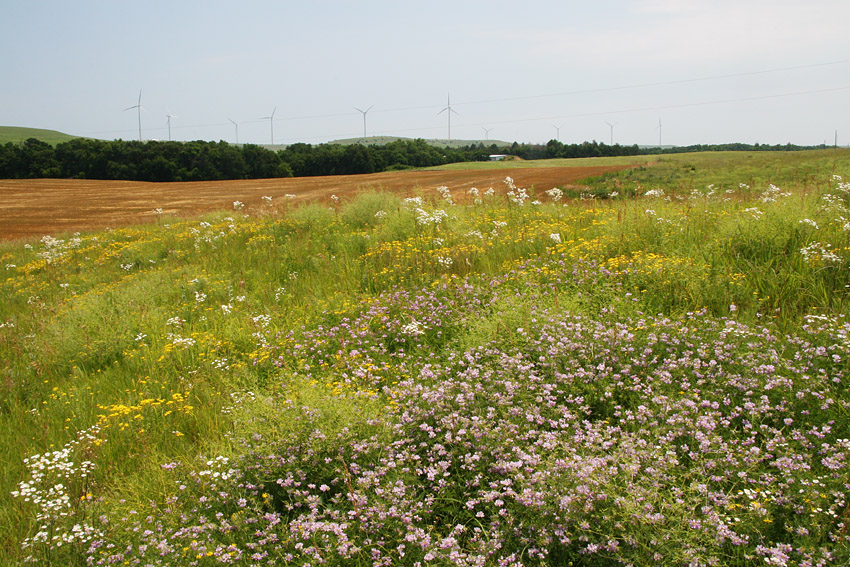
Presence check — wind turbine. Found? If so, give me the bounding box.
[261,107,276,145]
[228,118,239,145]
[656,117,662,147]
[354,105,373,138]
[604,121,617,145]
[124,90,143,141]
[482,127,492,141]
[437,94,459,141]
[553,124,561,142]
[165,110,177,141]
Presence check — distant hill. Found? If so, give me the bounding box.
[0,126,79,145]
[330,136,512,149]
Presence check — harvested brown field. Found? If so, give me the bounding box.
[0,164,630,241]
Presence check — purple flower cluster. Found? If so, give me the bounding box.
[86,262,850,566]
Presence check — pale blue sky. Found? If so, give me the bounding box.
[2,0,849,146]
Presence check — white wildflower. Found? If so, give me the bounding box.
[436,255,453,269]
[400,319,426,336]
[800,242,843,265]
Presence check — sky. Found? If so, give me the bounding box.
[2,0,849,147]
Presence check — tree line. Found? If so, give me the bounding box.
[0,137,832,182]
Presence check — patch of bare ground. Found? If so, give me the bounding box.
[0,164,631,240]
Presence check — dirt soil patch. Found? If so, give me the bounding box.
[0,164,629,241]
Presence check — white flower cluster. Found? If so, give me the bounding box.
[644,188,665,198]
[400,318,426,336]
[436,185,454,205]
[799,218,819,230]
[374,210,388,219]
[170,336,197,348]
[549,233,562,243]
[233,200,245,210]
[37,234,82,264]
[275,286,287,302]
[189,220,237,251]
[415,208,449,226]
[800,241,843,265]
[744,207,764,220]
[11,427,103,555]
[468,187,482,205]
[436,255,453,269]
[505,176,529,206]
[545,187,563,202]
[191,456,240,490]
[760,184,791,203]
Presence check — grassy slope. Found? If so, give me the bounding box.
[0,126,79,145]
[2,149,850,565]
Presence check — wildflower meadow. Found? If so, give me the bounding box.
[2,150,850,566]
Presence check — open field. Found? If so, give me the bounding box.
[0,163,632,240]
[3,150,850,566]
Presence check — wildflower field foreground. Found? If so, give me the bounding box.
[2,149,850,566]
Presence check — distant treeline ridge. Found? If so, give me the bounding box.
[0,137,831,181]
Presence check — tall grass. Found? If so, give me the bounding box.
[1,150,850,565]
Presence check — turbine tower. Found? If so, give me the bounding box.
[354,105,373,138]
[437,94,459,141]
[604,121,617,145]
[261,107,276,145]
[166,110,177,141]
[124,90,143,141]
[482,127,492,141]
[228,118,239,145]
[657,117,662,147]
[553,124,561,142]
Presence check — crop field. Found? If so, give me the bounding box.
[2,150,850,566]
[0,164,632,241]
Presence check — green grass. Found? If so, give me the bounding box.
[0,126,80,145]
[580,148,849,193]
[428,154,656,170]
[2,149,850,565]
